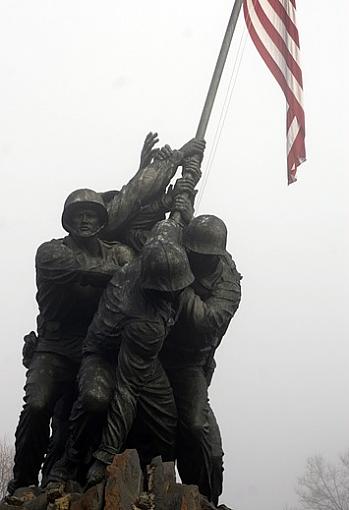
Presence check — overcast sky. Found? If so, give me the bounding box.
[1,2,348,509]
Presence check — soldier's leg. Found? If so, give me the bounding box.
[93,370,138,465]
[206,360,224,504]
[11,353,77,491]
[47,353,115,483]
[66,354,115,463]
[167,366,212,501]
[130,362,177,465]
[90,360,176,487]
[41,389,76,486]
[86,367,139,485]
[208,406,224,506]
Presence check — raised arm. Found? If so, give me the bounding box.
[103,136,205,239]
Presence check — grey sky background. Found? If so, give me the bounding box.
[1,1,348,509]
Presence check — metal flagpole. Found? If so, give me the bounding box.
[196,0,244,139]
[172,0,243,222]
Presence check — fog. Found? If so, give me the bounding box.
[1,1,348,509]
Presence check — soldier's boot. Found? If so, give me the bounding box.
[7,477,39,496]
[86,459,107,488]
[7,479,18,496]
[45,455,78,485]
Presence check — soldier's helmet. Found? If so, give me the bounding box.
[62,188,108,236]
[183,215,227,255]
[141,239,194,292]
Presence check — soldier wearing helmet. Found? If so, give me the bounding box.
[47,141,206,486]
[9,189,135,494]
[9,131,205,492]
[48,225,195,486]
[160,214,242,505]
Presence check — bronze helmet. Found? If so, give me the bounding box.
[183,215,227,255]
[61,189,108,236]
[141,239,194,292]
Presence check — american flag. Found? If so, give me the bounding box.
[243,0,306,184]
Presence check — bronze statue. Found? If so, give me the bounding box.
[8,133,242,510]
[82,233,194,487]
[9,133,200,493]
[9,189,135,494]
[47,144,205,486]
[161,215,242,504]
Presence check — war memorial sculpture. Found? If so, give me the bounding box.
[2,0,306,507]
[3,133,241,510]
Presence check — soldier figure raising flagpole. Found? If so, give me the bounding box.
[5,1,306,508]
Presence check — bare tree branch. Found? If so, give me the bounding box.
[0,436,14,499]
[295,453,349,510]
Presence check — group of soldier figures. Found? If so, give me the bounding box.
[9,133,242,506]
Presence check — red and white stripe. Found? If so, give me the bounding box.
[243,0,306,183]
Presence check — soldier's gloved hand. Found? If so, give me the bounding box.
[153,144,173,161]
[182,156,202,184]
[139,132,159,170]
[22,331,38,369]
[179,138,206,162]
[173,195,195,225]
[173,175,196,198]
[162,175,196,211]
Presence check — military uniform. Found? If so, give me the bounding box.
[12,220,134,490]
[54,234,194,483]
[12,147,187,492]
[86,259,178,465]
[161,237,242,504]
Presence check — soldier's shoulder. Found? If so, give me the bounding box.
[221,251,242,282]
[36,237,70,262]
[36,237,65,254]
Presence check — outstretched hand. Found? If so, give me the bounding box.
[154,144,173,161]
[139,132,159,170]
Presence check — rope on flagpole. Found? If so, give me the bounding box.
[197,24,248,208]
[196,3,258,209]
[172,0,244,223]
[195,0,244,139]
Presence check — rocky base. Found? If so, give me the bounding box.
[1,450,229,510]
